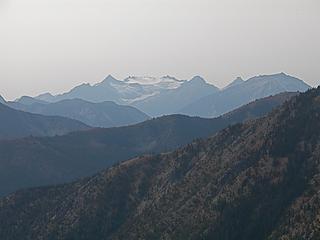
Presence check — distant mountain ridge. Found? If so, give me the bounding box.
[0,88,319,240]
[16,96,49,105]
[131,76,219,116]
[35,75,188,104]
[34,75,219,116]
[8,98,150,128]
[0,92,297,196]
[180,73,310,117]
[0,102,90,140]
[32,73,310,117]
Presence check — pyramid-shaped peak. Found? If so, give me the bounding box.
[104,74,117,80]
[223,77,245,90]
[190,76,206,83]
[234,76,244,82]
[95,75,120,86]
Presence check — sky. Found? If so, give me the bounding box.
[0,0,319,100]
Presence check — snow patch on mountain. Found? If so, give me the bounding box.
[124,76,184,89]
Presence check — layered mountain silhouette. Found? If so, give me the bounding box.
[9,98,150,128]
[35,75,218,116]
[33,73,310,117]
[180,73,310,117]
[0,92,296,196]
[15,96,49,105]
[0,87,319,240]
[0,102,90,140]
[131,76,219,116]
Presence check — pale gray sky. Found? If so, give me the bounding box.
[0,0,319,100]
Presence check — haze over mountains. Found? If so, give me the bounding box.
[35,75,219,116]
[1,87,319,240]
[0,71,316,239]
[0,92,296,196]
[181,73,311,117]
[0,101,90,140]
[32,73,310,117]
[7,98,150,128]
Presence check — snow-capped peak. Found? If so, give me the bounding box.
[94,75,121,86]
[124,76,161,85]
[123,76,184,89]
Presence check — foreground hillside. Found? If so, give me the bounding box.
[0,102,90,140]
[0,93,295,196]
[0,88,318,240]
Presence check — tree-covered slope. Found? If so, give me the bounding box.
[0,88,319,239]
[0,93,294,196]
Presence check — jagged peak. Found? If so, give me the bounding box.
[160,75,181,81]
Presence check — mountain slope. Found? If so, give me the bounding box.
[0,95,6,104]
[181,73,310,117]
[33,73,310,117]
[0,88,319,240]
[0,92,296,196]
[34,75,219,116]
[43,75,125,103]
[223,76,245,89]
[132,76,219,116]
[9,98,150,128]
[35,75,186,104]
[16,96,49,105]
[0,102,90,140]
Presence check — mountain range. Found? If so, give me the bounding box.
[7,97,150,128]
[35,75,219,116]
[180,73,311,117]
[0,87,319,240]
[32,73,310,117]
[0,92,296,196]
[0,101,90,140]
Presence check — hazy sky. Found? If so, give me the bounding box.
[1,0,319,100]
